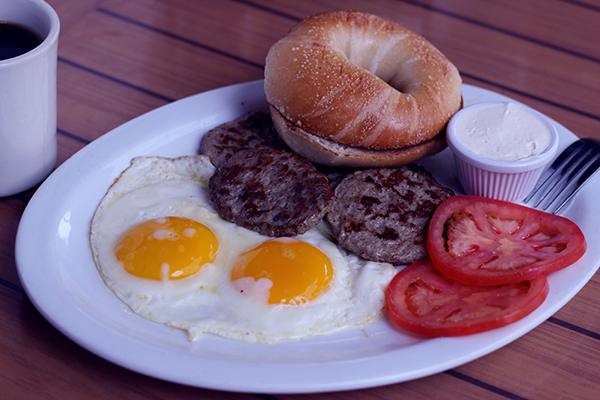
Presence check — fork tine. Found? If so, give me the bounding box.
[552,153,600,214]
[523,140,587,203]
[533,148,596,212]
[522,138,600,214]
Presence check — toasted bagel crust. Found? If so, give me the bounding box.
[270,106,448,168]
[264,10,462,156]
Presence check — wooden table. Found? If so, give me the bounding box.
[2,0,600,398]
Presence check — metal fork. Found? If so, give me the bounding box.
[524,138,600,214]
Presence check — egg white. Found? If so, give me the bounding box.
[90,155,397,344]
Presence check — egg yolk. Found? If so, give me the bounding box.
[115,216,218,280]
[231,238,332,305]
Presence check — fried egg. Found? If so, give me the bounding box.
[90,155,397,344]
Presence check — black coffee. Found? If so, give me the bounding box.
[0,22,43,61]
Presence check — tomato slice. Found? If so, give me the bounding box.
[427,195,586,285]
[385,258,549,337]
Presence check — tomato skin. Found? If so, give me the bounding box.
[427,195,587,286]
[385,258,549,337]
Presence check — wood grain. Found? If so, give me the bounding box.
[1,0,599,399]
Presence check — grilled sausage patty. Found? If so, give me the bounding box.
[326,165,454,265]
[209,147,334,237]
[200,111,288,168]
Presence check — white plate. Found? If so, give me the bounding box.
[16,81,600,394]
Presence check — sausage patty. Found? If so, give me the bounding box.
[326,165,454,265]
[209,147,334,237]
[200,111,288,168]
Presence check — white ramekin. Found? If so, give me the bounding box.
[446,101,559,202]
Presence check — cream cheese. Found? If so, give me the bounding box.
[455,102,551,161]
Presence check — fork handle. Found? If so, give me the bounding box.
[582,137,600,150]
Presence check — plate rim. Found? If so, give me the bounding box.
[15,80,600,394]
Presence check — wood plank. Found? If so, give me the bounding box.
[73,0,600,142]
[553,279,600,332]
[57,61,169,143]
[101,0,293,66]
[276,372,509,400]
[406,0,599,59]
[459,76,600,144]
[57,10,263,101]
[0,288,257,399]
[0,199,27,285]
[46,0,106,31]
[3,1,599,399]
[244,0,600,122]
[455,322,600,400]
[562,0,600,9]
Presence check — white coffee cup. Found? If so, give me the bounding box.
[0,0,60,197]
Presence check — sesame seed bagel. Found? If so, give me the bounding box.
[264,10,462,167]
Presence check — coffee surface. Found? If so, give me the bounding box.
[0,22,42,60]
